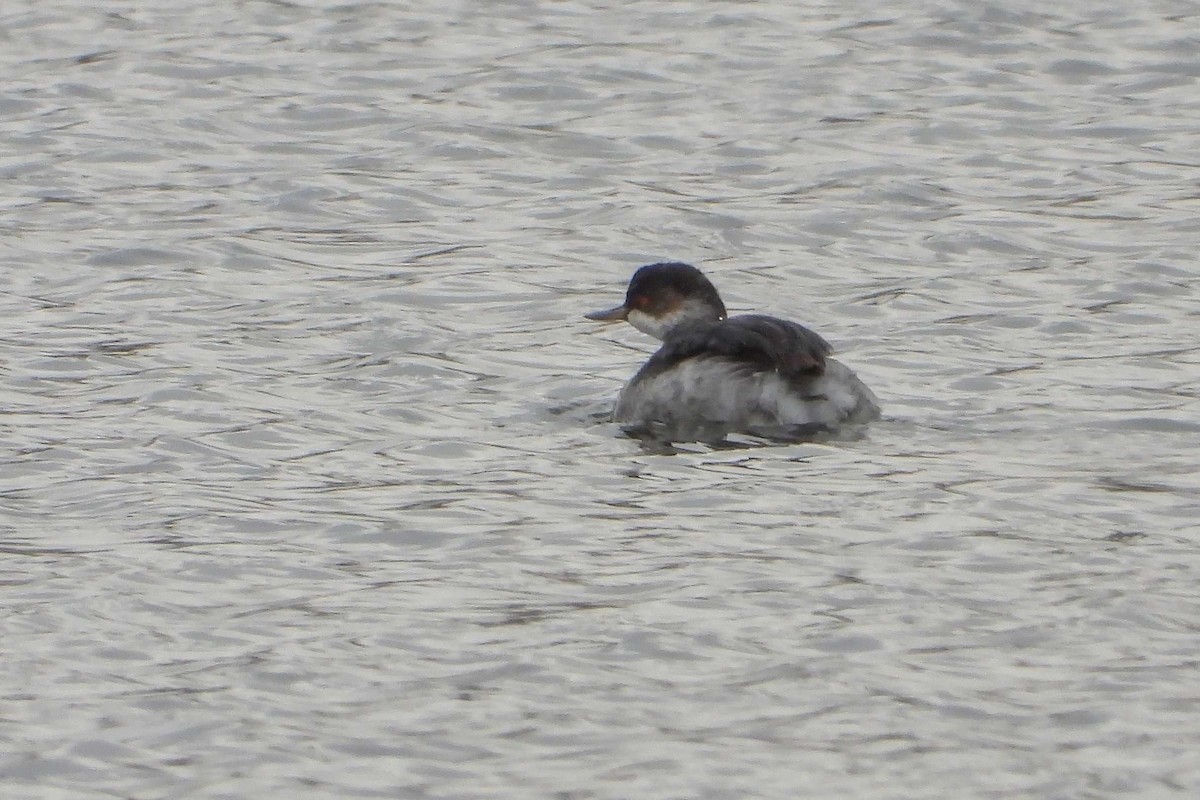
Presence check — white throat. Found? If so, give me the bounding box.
[626,298,721,341]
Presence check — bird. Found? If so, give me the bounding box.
[585,262,880,441]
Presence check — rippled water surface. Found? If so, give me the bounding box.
[3,1,1199,797]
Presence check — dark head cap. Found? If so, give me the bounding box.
[585,262,726,322]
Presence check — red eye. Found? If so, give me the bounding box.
[633,295,650,309]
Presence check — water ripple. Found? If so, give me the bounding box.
[1,1,1198,798]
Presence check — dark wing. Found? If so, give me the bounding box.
[647,314,831,378]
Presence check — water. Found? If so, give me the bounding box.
[2,1,1198,797]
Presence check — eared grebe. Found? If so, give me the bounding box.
[586,262,880,441]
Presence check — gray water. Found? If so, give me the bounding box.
[2,1,1198,798]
